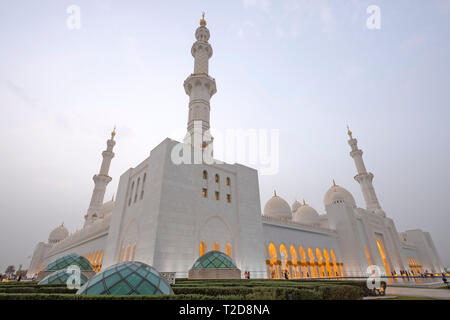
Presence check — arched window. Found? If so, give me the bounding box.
[268,243,279,279]
[129,181,135,206]
[308,247,318,278]
[299,246,309,278]
[131,243,136,261]
[226,177,231,186]
[316,248,325,278]
[126,245,131,261]
[141,173,146,200]
[376,238,391,277]
[330,249,340,277]
[98,250,104,268]
[134,178,140,202]
[203,170,208,179]
[120,246,125,262]
[225,243,232,258]
[215,174,219,183]
[323,249,332,277]
[200,241,206,256]
[290,245,299,279]
[280,244,289,279]
[213,242,220,251]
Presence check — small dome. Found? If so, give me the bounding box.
[48,224,69,244]
[292,202,320,224]
[263,192,292,219]
[38,267,89,286]
[192,251,237,270]
[44,253,93,272]
[76,261,173,296]
[324,183,356,207]
[291,200,301,212]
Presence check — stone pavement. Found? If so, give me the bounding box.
[385,286,450,300]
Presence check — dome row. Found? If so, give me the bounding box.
[263,183,356,224]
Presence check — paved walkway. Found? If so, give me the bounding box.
[386,286,450,300]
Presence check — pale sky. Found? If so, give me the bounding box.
[0,0,449,273]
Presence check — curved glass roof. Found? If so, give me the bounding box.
[38,268,89,286]
[192,251,237,269]
[44,253,93,271]
[76,261,173,295]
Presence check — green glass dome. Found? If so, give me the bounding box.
[76,261,173,296]
[44,253,93,272]
[192,251,237,269]
[38,268,89,286]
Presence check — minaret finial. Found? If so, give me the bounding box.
[274,190,277,197]
[333,179,336,187]
[200,12,206,26]
[347,124,352,138]
[111,126,116,139]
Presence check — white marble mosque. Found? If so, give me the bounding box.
[27,16,445,280]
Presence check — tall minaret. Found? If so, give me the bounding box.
[84,128,116,226]
[183,13,217,151]
[347,126,385,217]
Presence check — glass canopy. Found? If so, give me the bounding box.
[44,253,93,272]
[76,261,173,295]
[192,250,237,269]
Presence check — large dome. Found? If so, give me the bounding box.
[76,261,173,295]
[292,201,320,224]
[324,182,356,207]
[44,253,93,272]
[38,267,89,286]
[48,223,69,244]
[263,192,292,219]
[192,251,237,269]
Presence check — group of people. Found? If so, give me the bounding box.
[244,270,251,279]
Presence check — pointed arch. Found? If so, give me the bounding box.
[290,245,299,279]
[308,247,318,278]
[225,243,232,258]
[299,246,309,278]
[280,244,289,279]
[268,243,279,279]
[316,248,325,278]
[323,249,332,277]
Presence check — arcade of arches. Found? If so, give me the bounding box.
[266,243,344,279]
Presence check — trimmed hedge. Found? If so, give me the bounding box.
[0,279,378,300]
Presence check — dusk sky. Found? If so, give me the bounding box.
[0,0,449,273]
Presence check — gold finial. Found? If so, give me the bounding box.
[111,126,117,137]
[200,12,207,26]
[333,179,336,187]
[274,190,277,197]
[303,199,306,206]
[347,124,352,137]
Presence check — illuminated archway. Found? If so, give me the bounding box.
[280,244,289,279]
[200,241,207,256]
[330,249,340,277]
[299,246,309,278]
[376,238,391,277]
[225,243,232,258]
[268,243,279,279]
[364,245,373,267]
[316,248,325,278]
[213,242,220,251]
[323,249,332,277]
[307,247,318,278]
[290,245,299,279]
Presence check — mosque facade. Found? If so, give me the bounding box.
[27,17,445,280]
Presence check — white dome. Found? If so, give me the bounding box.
[48,224,69,244]
[291,200,301,212]
[324,183,356,207]
[292,202,320,224]
[263,192,292,219]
